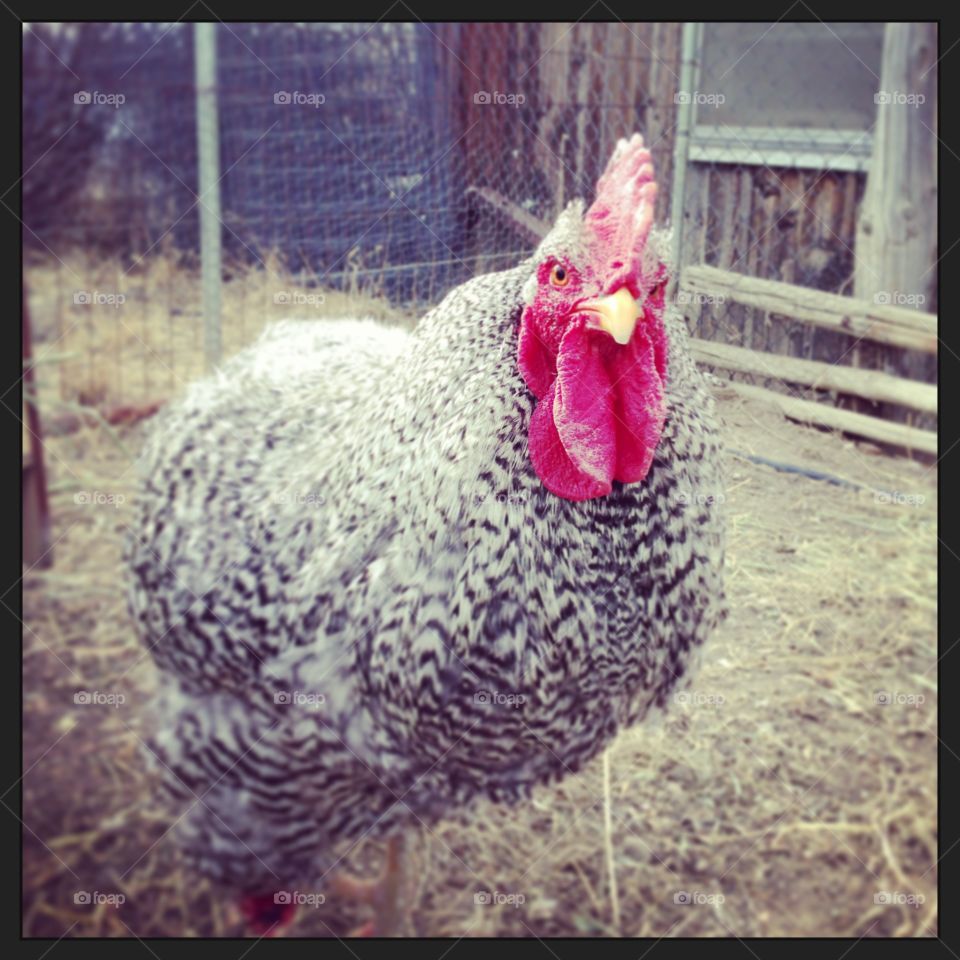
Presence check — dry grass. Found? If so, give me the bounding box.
[26,251,413,413]
[22,257,937,939]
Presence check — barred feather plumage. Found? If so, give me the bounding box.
[128,182,725,892]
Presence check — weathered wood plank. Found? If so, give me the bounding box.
[725,380,937,455]
[680,264,937,352]
[466,187,549,244]
[690,338,937,414]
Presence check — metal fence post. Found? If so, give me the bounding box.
[194,22,222,370]
[668,22,702,295]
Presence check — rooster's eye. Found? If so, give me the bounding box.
[550,265,569,287]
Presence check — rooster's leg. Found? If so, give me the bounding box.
[331,835,407,936]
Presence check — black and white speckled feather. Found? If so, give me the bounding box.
[127,207,725,891]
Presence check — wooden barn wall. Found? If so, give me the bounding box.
[679,162,936,427]
[680,164,866,355]
[440,22,682,262]
[436,24,935,430]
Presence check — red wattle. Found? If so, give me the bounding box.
[517,313,555,400]
[609,324,665,483]
[526,321,617,500]
[520,302,668,501]
[528,379,613,501]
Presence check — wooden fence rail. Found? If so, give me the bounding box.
[680,264,938,353]
[689,338,938,415]
[679,265,937,455]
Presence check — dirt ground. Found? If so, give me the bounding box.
[21,265,937,940]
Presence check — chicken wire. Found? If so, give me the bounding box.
[675,22,884,311]
[22,21,936,412]
[673,23,936,386]
[22,21,681,408]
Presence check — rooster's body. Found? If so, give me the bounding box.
[128,135,725,913]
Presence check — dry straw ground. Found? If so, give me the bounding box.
[22,257,937,938]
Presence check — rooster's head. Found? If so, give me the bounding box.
[518,133,668,501]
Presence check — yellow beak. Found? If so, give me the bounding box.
[575,287,641,345]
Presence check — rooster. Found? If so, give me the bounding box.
[128,134,725,936]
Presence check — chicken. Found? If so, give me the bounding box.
[127,134,725,935]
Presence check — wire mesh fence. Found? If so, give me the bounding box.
[677,21,884,363]
[671,21,937,434]
[19,24,940,943]
[22,22,682,411]
[22,21,936,434]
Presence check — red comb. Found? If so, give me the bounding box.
[584,133,658,294]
